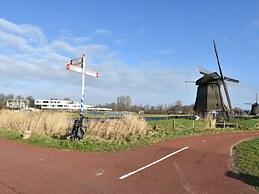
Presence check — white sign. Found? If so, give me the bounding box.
[66,64,99,78]
[70,57,83,66]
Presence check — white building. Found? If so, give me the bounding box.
[34,99,112,111]
[7,99,29,110]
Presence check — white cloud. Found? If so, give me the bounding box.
[157,49,175,56]
[0,18,198,106]
[113,33,130,45]
[0,30,33,52]
[94,28,113,37]
[0,18,46,45]
[59,30,92,44]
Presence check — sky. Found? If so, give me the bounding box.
[1,0,259,109]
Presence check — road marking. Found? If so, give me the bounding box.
[119,146,189,180]
[95,169,104,176]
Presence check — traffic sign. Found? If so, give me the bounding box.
[66,64,99,78]
[70,57,83,66]
[66,54,99,129]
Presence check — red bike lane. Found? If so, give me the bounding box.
[0,131,258,194]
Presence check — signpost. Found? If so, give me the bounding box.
[66,54,99,140]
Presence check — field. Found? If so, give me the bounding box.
[0,110,259,150]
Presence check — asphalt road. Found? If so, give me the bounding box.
[0,131,258,194]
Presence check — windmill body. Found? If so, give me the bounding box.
[194,72,227,118]
[193,41,239,120]
[246,93,259,115]
[251,103,259,115]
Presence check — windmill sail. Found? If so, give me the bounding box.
[194,41,239,120]
[213,40,233,118]
[198,66,213,75]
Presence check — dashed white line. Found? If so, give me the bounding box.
[119,146,189,180]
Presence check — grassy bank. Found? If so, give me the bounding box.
[0,110,259,152]
[0,117,258,152]
[234,138,259,191]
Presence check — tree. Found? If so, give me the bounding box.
[0,94,6,109]
[26,96,35,107]
[174,100,183,114]
[16,95,24,100]
[7,94,14,100]
[117,96,131,111]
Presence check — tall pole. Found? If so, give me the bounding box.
[80,54,86,124]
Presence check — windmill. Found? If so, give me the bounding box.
[193,40,239,120]
[245,93,259,115]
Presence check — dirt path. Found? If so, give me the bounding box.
[0,131,258,194]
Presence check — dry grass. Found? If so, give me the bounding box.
[205,114,216,128]
[0,110,149,142]
[0,110,70,135]
[85,115,148,142]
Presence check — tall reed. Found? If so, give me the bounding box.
[0,110,149,142]
[86,115,148,142]
[0,110,70,135]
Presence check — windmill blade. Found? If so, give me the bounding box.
[223,76,239,83]
[256,93,258,104]
[213,40,233,116]
[198,66,213,75]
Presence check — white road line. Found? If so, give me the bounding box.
[119,146,189,180]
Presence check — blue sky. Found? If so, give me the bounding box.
[1,0,259,108]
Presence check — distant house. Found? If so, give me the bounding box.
[34,99,112,111]
[6,99,29,110]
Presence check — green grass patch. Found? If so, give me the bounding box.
[234,138,259,191]
[0,128,133,153]
[147,119,257,143]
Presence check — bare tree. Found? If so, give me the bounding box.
[117,96,132,111]
[26,96,35,107]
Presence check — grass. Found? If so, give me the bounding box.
[0,110,259,152]
[0,128,132,152]
[234,138,259,191]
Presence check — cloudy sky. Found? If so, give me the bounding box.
[1,1,259,108]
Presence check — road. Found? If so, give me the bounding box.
[0,131,258,194]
